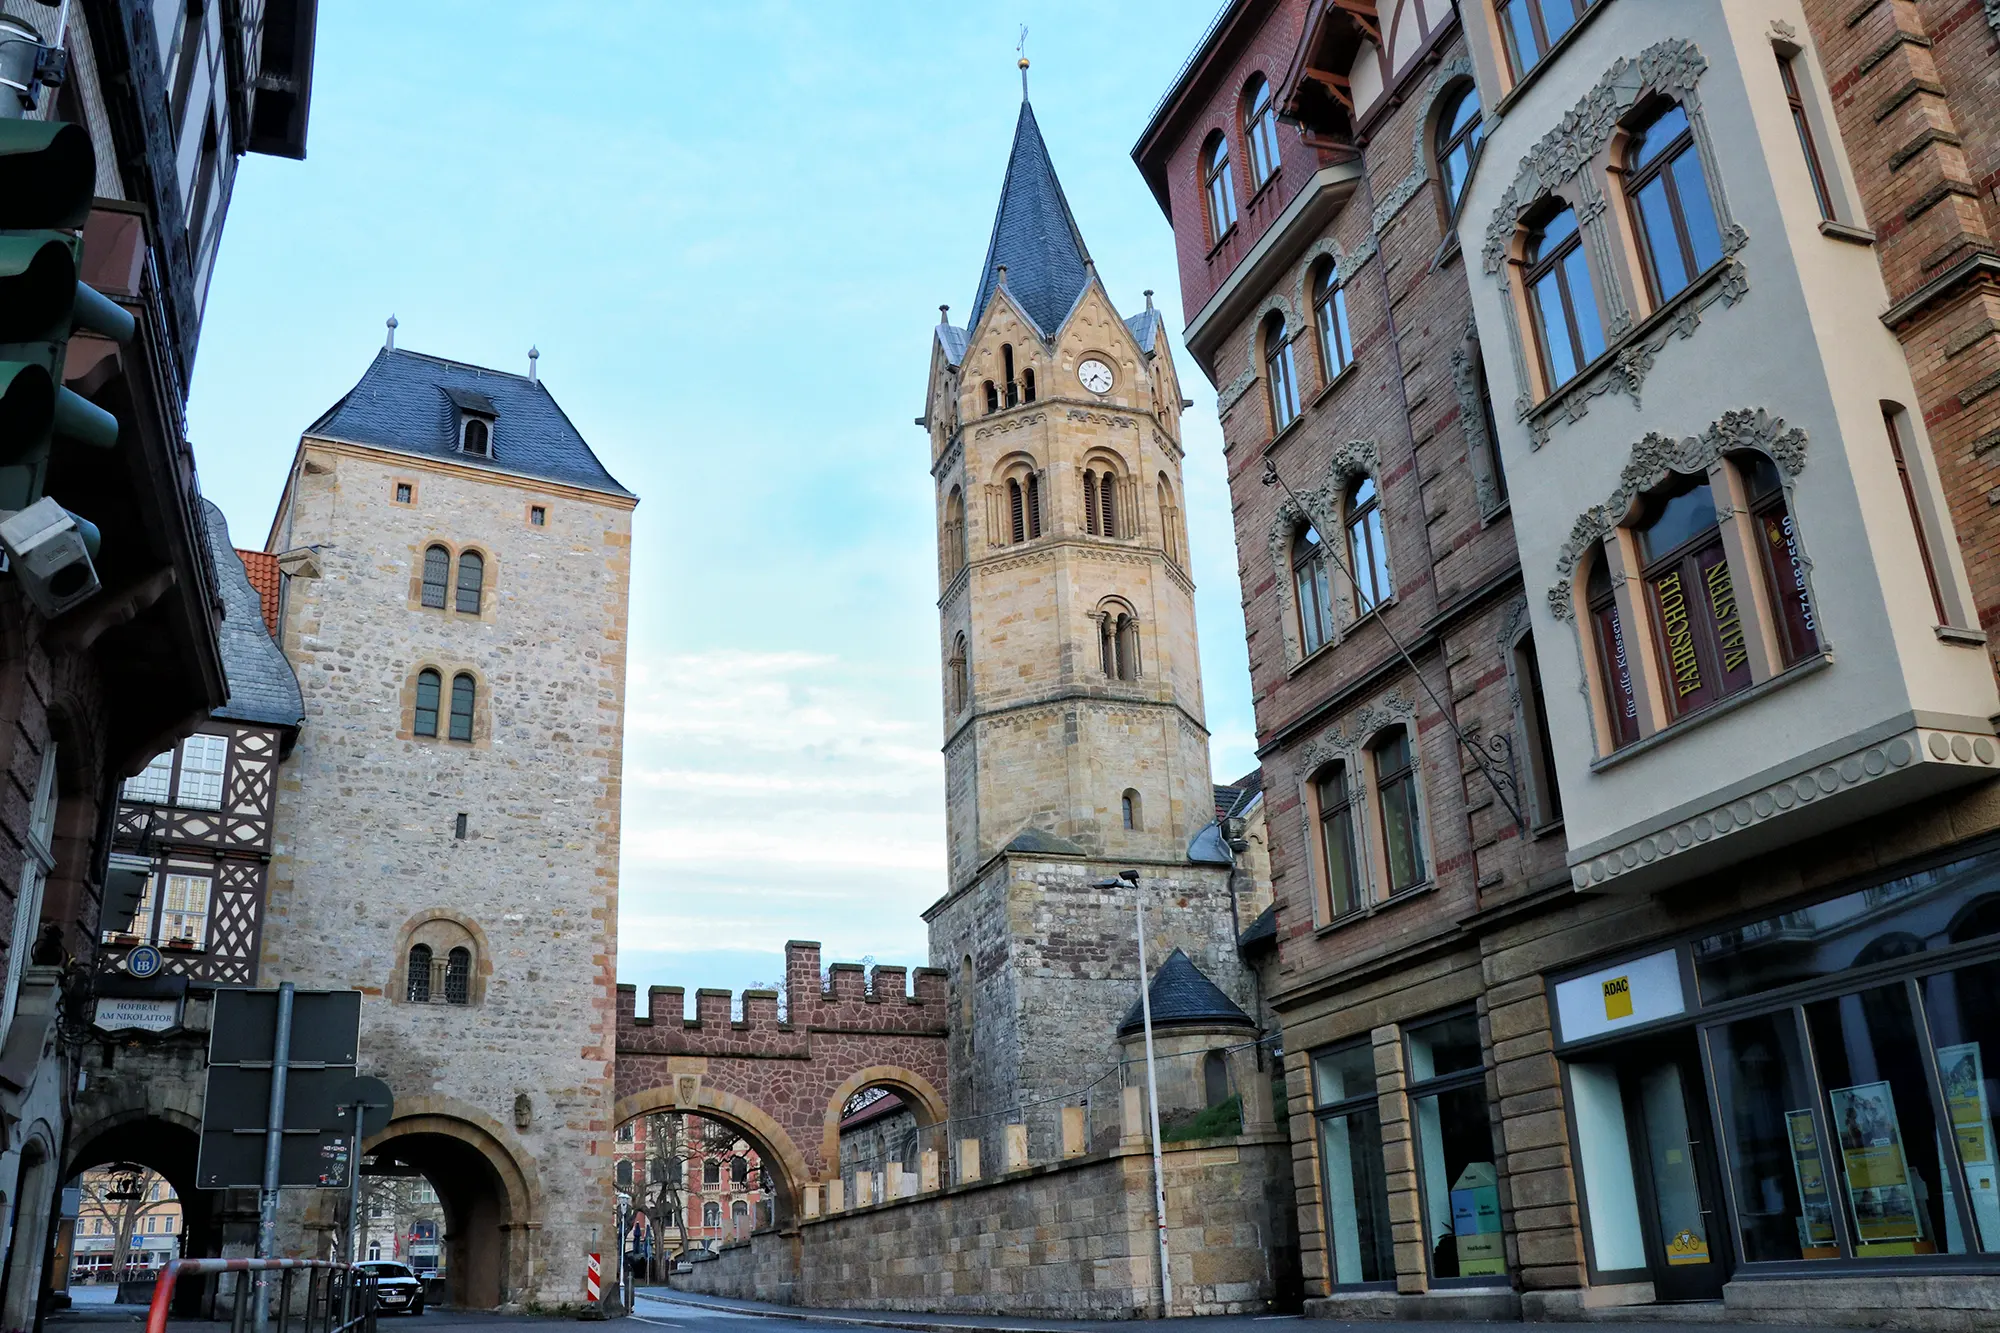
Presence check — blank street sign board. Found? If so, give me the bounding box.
[197,989,364,1189]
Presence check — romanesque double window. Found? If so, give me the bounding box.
[942,487,966,580]
[1099,601,1140,681]
[981,344,1036,415]
[948,634,969,714]
[405,943,471,1005]
[1082,467,1120,538]
[421,545,486,615]
[1306,721,1431,924]
[414,668,478,743]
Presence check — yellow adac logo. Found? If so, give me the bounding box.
[1602,975,1633,1021]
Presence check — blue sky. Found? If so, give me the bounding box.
[188,2,1252,1004]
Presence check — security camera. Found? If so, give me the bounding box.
[0,497,100,618]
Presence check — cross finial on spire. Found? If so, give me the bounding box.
[1017,25,1029,100]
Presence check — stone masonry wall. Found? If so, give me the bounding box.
[263,441,633,1307]
[672,1133,1294,1319]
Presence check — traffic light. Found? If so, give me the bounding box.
[0,118,136,614]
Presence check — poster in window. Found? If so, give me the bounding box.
[1784,1109,1837,1252]
[1827,1081,1921,1244]
[1448,1161,1506,1277]
[1937,1042,2000,1246]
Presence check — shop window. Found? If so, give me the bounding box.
[1806,984,1968,1256]
[1314,763,1361,920]
[1919,959,2000,1252]
[1406,1012,1502,1281]
[1634,473,1750,722]
[1586,554,1641,750]
[1312,1040,1394,1285]
[1692,845,2000,1005]
[1742,454,1818,665]
[1523,206,1604,391]
[1624,103,1724,306]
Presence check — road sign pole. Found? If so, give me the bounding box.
[253,981,296,1333]
[344,1101,365,1267]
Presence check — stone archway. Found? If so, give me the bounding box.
[819,1066,947,1178]
[362,1105,536,1311]
[65,1110,221,1313]
[611,1084,811,1226]
[1,1124,58,1333]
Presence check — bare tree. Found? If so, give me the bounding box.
[75,1166,176,1281]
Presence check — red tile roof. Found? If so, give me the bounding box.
[237,549,280,635]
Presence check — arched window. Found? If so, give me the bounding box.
[702,1201,720,1229]
[1524,206,1604,390]
[730,1156,748,1186]
[1372,729,1426,894]
[1203,1050,1232,1108]
[1435,84,1484,214]
[1293,524,1335,655]
[414,669,442,738]
[462,417,490,456]
[1009,479,1025,542]
[1022,368,1036,403]
[1244,76,1280,190]
[1625,103,1723,305]
[731,1198,749,1234]
[943,487,966,579]
[1121,789,1141,831]
[1158,475,1181,565]
[1264,312,1299,433]
[406,944,433,1002]
[703,1160,721,1187]
[1315,763,1360,919]
[1741,454,1818,665]
[1084,469,1101,535]
[1312,260,1352,384]
[949,633,969,713]
[1635,473,1750,720]
[1026,474,1042,538]
[1002,345,1019,407]
[1498,0,1591,79]
[1202,132,1237,245]
[1100,610,1139,682]
[454,549,484,614]
[449,673,476,743]
[984,380,999,414]
[1116,614,1140,681]
[960,953,975,1048]
[1586,555,1641,750]
[1345,476,1390,613]
[1099,471,1117,538]
[421,545,450,609]
[444,946,471,1005]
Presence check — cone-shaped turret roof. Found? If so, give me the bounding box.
[969,99,1093,339]
[1118,949,1254,1036]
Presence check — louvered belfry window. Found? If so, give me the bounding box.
[1099,474,1117,539]
[1026,475,1042,538]
[1084,471,1101,535]
[455,550,484,614]
[421,546,450,608]
[1009,479,1026,543]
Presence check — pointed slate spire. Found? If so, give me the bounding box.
[1117,949,1254,1036]
[969,100,1093,339]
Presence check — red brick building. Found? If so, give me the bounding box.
[1140,1,2000,1325]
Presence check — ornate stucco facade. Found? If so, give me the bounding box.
[258,344,635,1309]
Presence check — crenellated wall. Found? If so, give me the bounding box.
[615,941,950,1198]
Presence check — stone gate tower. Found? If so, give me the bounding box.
[921,93,1255,1158]
[260,340,635,1308]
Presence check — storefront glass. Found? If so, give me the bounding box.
[1312,1041,1393,1285]
[1699,1013,1835,1262]
[1920,960,2000,1252]
[1407,1011,1503,1282]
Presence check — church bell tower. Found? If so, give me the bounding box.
[919,87,1251,1153]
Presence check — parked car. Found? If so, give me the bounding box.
[358,1261,425,1316]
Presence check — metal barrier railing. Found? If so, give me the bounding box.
[144,1259,376,1333]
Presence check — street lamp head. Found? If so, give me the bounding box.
[1092,876,1122,888]
[1118,868,1141,884]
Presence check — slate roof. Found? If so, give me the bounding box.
[1187,821,1232,866]
[1239,902,1277,954]
[1118,949,1253,1036]
[935,323,969,369]
[1005,825,1089,857]
[1125,308,1164,354]
[203,502,304,733]
[305,348,632,499]
[969,100,1094,339]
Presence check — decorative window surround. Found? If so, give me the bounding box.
[1547,408,1811,622]
[1344,55,1487,276]
[1291,692,1421,924]
[1481,39,1751,444]
[1266,438,1381,670]
[1450,314,1508,518]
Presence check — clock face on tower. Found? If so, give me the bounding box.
[1078,359,1114,395]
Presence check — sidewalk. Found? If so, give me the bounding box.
[629,1287,1820,1333]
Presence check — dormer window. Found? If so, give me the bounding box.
[445,387,499,457]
